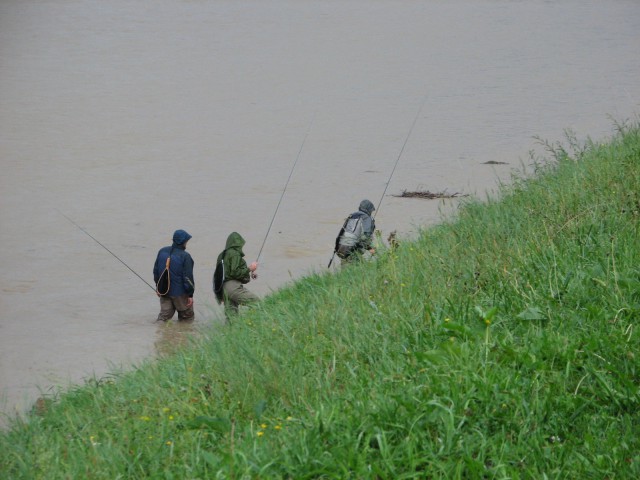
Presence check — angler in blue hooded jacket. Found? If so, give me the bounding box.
[153,229,195,322]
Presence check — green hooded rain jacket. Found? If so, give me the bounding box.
[216,232,251,284]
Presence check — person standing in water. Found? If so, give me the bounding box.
[334,199,377,264]
[213,232,259,318]
[153,229,195,322]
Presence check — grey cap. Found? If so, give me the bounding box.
[359,199,375,215]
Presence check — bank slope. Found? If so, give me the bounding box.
[1,123,639,479]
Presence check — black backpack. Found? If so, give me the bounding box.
[212,258,225,304]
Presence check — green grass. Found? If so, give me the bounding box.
[2,121,639,479]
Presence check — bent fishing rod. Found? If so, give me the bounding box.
[255,112,316,265]
[56,209,156,292]
[374,93,429,217]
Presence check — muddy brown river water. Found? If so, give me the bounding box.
[1,0,639,424]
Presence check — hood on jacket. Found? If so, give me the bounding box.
[359,199,375,216]
[225,232,246,251]
[172,229,192,246]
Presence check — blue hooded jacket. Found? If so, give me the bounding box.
[153,229,195,297]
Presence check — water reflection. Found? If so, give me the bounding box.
[154,320,198,357]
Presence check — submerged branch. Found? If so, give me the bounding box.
[392,189,469,200]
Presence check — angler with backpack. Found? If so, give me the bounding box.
[213,232,259,320]
[153,229,195,322]
[331,199,377,265]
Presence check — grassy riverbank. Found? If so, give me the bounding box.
[2,122,639,479]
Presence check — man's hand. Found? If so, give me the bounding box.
[249,262,258,280]
[187,297,194,308]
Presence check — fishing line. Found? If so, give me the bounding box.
[255,112,316,264]
[374,93,429,217]
[57,209,156,292]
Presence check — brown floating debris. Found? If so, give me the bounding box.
[393,189,468,199]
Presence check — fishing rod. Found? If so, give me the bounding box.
[56,209,156,292]
[255,112,316,265]
[374,93,429,217]
[327,227,341,268]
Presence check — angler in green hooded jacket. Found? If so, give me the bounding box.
[214,232,259,318]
